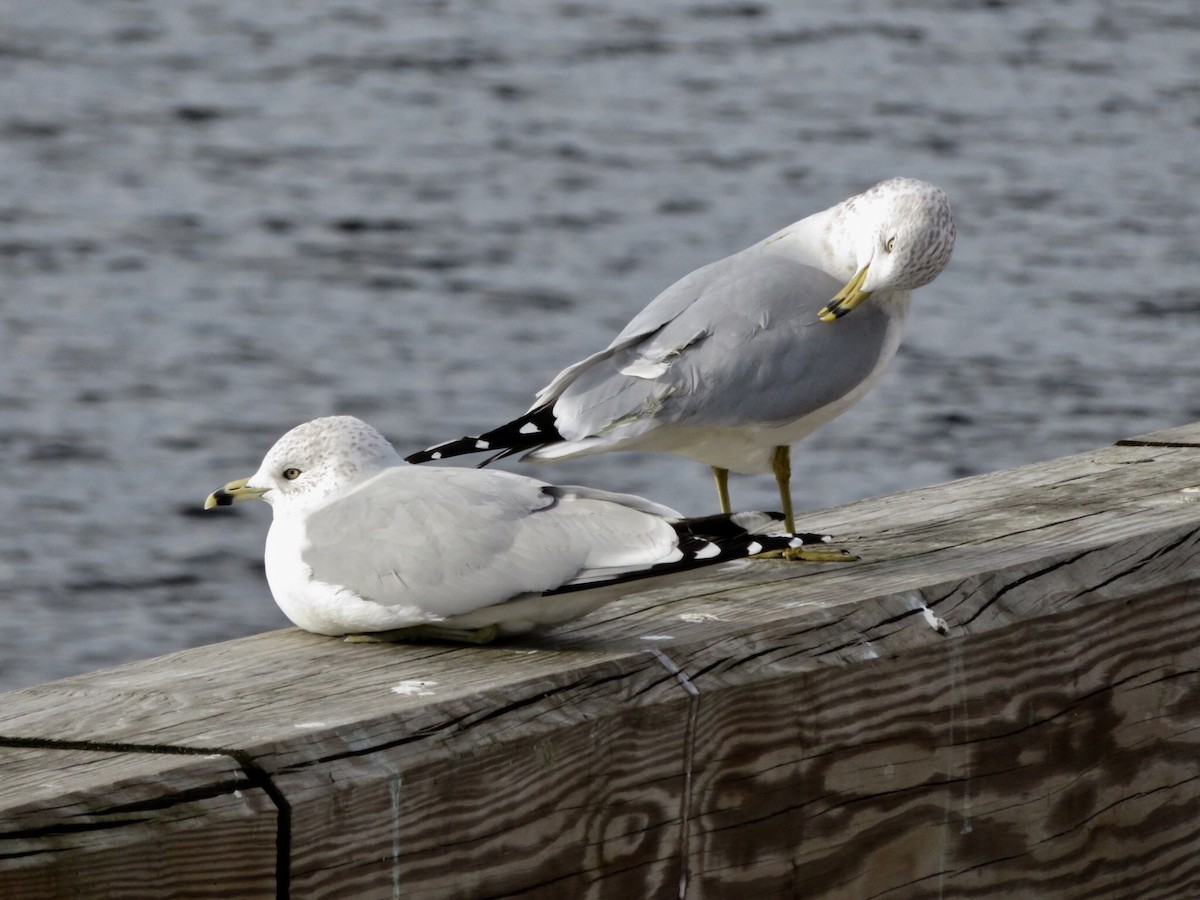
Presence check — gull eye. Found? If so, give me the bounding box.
[282,467,302,481]
[885,236,896,253]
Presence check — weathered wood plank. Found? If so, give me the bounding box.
[2,423,1199,898]
[684,578,1200,898]
[1118,421,1200,446]
[0,746,278,899]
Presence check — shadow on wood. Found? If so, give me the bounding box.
[3,424,1200,898]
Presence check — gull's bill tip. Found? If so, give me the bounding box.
[204,476,268,510]
[818,264,872,322]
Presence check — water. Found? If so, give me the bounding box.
[2,0,1198,693]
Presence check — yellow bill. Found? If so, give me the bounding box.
[204,476,269,510]
[818,264,872,322]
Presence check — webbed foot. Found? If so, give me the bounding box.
[751,546,858,562]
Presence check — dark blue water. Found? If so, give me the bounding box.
[2,0,1198,692]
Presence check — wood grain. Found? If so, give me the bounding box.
[0,746,277,899]
[2,423,1200,897]
[684,578,1200,898]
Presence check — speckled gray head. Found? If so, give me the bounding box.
[204,416,402,512]
[818,177,955,320]
[860,177,955,289]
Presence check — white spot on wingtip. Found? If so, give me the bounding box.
[430,451,442,460]
[745,541,762,555]
[519,422,540,435]
[392,680,438,696]
[474,440,490,449]
[694,541,721,559]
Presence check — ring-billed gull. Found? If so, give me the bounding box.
[407,177,955,533]
[205,416,829,642]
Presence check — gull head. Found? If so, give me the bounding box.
[205,416,402,513]
[819,177,956,321]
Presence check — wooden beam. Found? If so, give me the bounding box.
[3,424,1200,898]
[0,745,278,898]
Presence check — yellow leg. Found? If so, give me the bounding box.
[772,445,794,533]
[712,466,731,514]
[759,445,856,562]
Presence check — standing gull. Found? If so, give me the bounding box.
[407,177,955,533]
[205,416,828,642]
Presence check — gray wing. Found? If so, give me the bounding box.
[545,250,895,442]
[530,254,738,408]
[299,466,682,620]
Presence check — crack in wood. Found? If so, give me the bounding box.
[866,849,1034,900]
[288,666,665,779]
[84,779,259,816]
[1142,668,1200,688]
[872,607,928,628]
[951,666,1163,749]
[1036,774,1200,846]
[960,548,1097,626]
[1115,439,1200,449]
[0,817,151,842]
[0,735,290,900]
[688,657,729,681]
[723,616,858,671]
[817,628,902,658]
[1072,528,1200,600]
[644,648,701,899]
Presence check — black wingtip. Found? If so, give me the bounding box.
[404,437,479,465]
[670,511,833,564]
[405,407,563,466]
[672,512,831,547]
[544,511,833,597]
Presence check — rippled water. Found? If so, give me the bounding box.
[2,0,1198,692]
